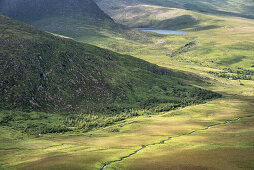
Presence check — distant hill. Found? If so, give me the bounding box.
[96,0,254,20]
[0,15,220,114]
[0,0,120,38]
[140,0,254,19]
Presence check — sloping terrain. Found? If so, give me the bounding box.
[0,0,254,169]
[0,15,220,114]
[139,0,254,19]
[87,1,254,76]
[0,0,121,38]
[0,0,113,23]
[0,0,152,47]
[96,0,254,20]
[95,2,199,29]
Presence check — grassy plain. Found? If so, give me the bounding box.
[1,5,254,170]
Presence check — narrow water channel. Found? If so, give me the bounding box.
[100,114,254,170]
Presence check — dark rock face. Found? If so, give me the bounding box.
[0,0,113,23]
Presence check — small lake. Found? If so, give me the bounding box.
[136,28,187,34]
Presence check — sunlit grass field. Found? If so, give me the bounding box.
[1,5,254,170]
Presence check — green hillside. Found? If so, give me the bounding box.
[96,0,254,20]
[0,1,253,169]
[96,0,254,31]
[0,14,220,115]
[85,1,254,75]
[140,0,254,19]
[96,2,200,29]
[0,0,153,47]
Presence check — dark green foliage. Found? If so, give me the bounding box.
[65,113,132,132]
[0,15,221,114]
[108,128,120,133]
[208,68,253,80]
[0,110,69,134]
[0,15,222,134]
[0,110,136,135]
[224,68,254,76]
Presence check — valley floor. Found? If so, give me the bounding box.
[1,61,253,170]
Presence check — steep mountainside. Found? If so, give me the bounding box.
[0,15,220,114]
[0,0,120,38]
[0,0,113,23]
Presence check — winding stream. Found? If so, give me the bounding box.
[100,115,254,170]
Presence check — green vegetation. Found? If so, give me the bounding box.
[83,7,254,73]
[0,111,69,134]
[97,0,254,19]
[0,0,254,169]
[0,14,221,136]
[96,0,254,31]
[95,2,200,30]
[0,0,151,45]
[0,110,134,135]
[0,77,253,169]
[208,69,253,80]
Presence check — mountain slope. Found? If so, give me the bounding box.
[96,0,254,20]
[140,0,254,19]
[0,15,220,114]
[0,0,120,38]
[0,0,113,23]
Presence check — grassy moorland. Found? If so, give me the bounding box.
[96,0,254,19]
[0,2,254,170]
[81,6,254,78]
[96,3,196,29]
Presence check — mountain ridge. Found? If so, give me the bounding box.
[0,0,113,22]
[0,0,122,38]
